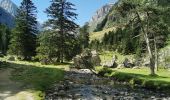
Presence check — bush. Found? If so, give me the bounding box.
[112,72,134,82]
[142,80,157,90]
[98,67,113,77]
[129,78,143,88]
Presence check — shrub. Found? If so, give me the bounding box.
[98,67,113,77]
[112,72,134,82]
[142,80,157,90]
[129,78,143,88]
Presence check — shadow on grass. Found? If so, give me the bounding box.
[0,61,65,99]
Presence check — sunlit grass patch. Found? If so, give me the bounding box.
[10,64,64,91]
[90,27,116,41]
[99,51,133,64]
[96,66,170,91]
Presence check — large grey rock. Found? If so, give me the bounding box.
[117,64,125,69]
[123,58,134,68]
[91,50,101,66]
[103,55,118,68]
[40,58,50,65]
[73,49,101,69]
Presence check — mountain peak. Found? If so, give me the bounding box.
[90,4,113,23]
[88,3,113,32]
[0,0,17,16]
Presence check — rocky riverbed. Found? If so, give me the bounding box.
[45,69,170,100]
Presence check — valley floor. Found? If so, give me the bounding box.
[0,57,170,100]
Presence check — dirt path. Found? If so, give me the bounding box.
[0,68,34,100]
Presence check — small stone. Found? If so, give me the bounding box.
[151,96,156,99]
[102,91,109,94]
[74,93,82,97]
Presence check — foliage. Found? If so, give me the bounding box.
[36,30,60,63]
[90,0,170,54]
[79,22,90,49]
[37,30,81,64]
[89,39,101,51]
[0,24,11,55]
[97,67,113,77]
[44,0,78,63]
[8,0,38,60]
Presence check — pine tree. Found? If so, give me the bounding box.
[8,0,38,60]
[79,22,90,49]
[0,24,11,55]
[45,0,78,63]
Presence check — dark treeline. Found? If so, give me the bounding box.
[0,24,11,55]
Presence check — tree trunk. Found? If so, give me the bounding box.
[150,57,155,75]
[60,1,64,63]
[135,11,156,75]
[154,36,158,71]
[144,33,155,75]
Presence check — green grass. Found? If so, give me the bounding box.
[90,27,116,41]
[99,51,133,64]
[0,57,67,100]
[115,68,170,82]
[0,56,70,71]
[9,62,65,99]
[11,64,64,91]
[96,66,170,91]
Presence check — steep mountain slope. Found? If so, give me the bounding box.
[90,0,170,40]
[0,0,17,16]
[0,0,17,28]
[0,0,42,30]
[0,6,15,28]
[89,3,113,32]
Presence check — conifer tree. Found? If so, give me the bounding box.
[45,0,78,63]
[0,24,11,55]
[79,22,90,49]
[8,0,38,60]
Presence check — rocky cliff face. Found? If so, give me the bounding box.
[0,7,15,28]
[93,0,170,32]
[0,0,42,30]
[0,0,17,28]
[89,4,113,32]
[0,0,18,16]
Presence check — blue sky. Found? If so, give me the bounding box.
[11,0,117,26]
